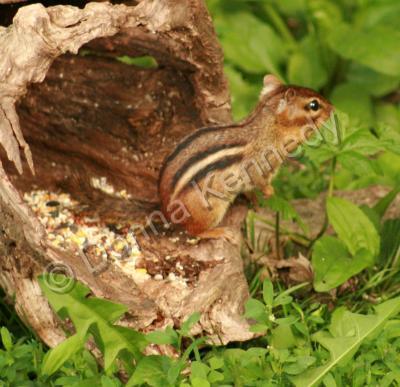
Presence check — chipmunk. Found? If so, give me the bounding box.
[158,75,333,241]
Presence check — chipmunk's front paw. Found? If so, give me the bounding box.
[262,185,275,198]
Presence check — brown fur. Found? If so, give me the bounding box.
[158,75,334,236]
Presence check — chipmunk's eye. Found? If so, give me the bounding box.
[307,99,320,111]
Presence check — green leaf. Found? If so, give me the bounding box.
[291,297,400,386]
[191,361,210,381]
[244,299,267,322]
[375,103,400,132]
[249,323,269,333]
[380,219,400,263]
[346,63,399,97]
[191,377,210,387]
[0,327,12,351]
[42,333,86,376]
[288,36,328,89]
[273,282,308,307]
[126,356,173,387]
[266,195,308,234]
[354,1,400,30]
[209,356,224,370]
[208,370,224,383]
[312,236,374,292]
[359,204,381,233]
[376,152,400,186]
[146,326,178,347]
[275,316,299,326]
[340,128,382,156]
[262,279,274,309]
[272,0,307,16]
[180,312,201,337]
[224,65,259,120]
[271,325,296,350]
[101,375,121,387]
[338,151,379,177]
[327,197,380,257]
[284,356,316,376]
[304,112,345,164]
[373,186,400,219]
[322,372,336,387]
[39,275,147,371]
[328,23,400,76]
[308,0,342,31]
[216,12,287,75]
[117,55,158,69]
[379,126,400,155]
[330,83,373,126]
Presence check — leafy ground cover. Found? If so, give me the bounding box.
[1,0,400,385]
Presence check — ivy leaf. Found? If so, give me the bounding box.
[327,197,380,257]
[39,275,147,371]
[291,297,400,386]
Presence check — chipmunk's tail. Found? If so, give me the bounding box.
[56,171,160,225]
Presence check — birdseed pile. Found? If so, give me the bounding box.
[23,189,149,282]
[23,187,209,286]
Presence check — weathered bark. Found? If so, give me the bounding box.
[0,0,254,348]
[1,0,398,353]
[0,0,27,4]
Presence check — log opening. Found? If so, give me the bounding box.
[0,1,254,347]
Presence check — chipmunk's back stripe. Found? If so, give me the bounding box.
[171,142,245,189]
[178,154,244,198]
[159,124,236,184]
[170,146,245,201]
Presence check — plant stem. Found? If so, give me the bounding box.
[275,211,281,260]
[263,4,296,47]
[328,157,336,197]
[309,157,337,250]
[253,214,310,247]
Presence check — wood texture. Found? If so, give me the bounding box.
[0,0,255,348]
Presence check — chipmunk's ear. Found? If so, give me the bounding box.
[261,74,282,97]
[284,88,296,102]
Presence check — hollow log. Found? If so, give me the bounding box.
[0,0,255,347]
